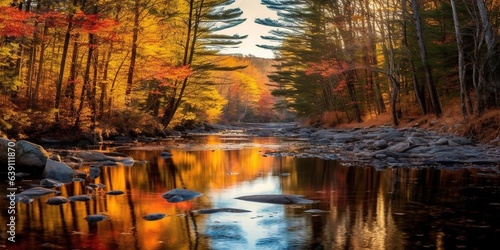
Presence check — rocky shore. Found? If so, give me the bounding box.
[236,123,500,170]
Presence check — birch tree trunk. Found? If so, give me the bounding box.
[450,0,469,119]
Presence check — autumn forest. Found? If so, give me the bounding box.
[1,0,499,141]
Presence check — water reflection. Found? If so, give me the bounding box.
[1,136,499,249]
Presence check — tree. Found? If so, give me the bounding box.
[411,0,442,117]
[160,0,246,127]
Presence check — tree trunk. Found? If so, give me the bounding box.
[450,0,469,120]
[161,0,205,127]
[476,0,500,108]
[55,3,76,122]
[125,0,140,106]
[65,37,79,117]
[411,0,442,117]
[74,33,95,128]
[33,21,49,107]
[401,0,427,114]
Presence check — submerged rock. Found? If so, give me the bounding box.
[105,190,124,195]
[84,214,108,223]
[195,208,252,214]
[142,213,167,221]
[68,195,92,202]
[18,187,58,197]
[46,196,69,205]
[235,194,317,205]
[304,209,330,214]
[40,178,64,188]
[162,188,202,203]
[89,165,101,179]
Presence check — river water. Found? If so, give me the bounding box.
[1,136,499,249]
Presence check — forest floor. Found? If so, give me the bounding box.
[336,105,500,145]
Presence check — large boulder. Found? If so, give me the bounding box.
[43,159,74,183]
[0,138,12,165]
[15,140,50,172]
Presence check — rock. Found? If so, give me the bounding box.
[371,140,388,150]
[46,196,69,205]
[89,166,101,179]
[161,151,173,158]
[376,130,404,141]
[105,190,124,195]
[73,177,85,182]
[68,195,92,202]
[50,154,62,162]
[162,188,203,203]
[75,151,115,162]
[235,194,317,205]
[448,137,474,146]
[432,138,449,145]
[0,138,12,164]
[43,159,74,183]
[73,170,87,179]
[142,213,167,221]
[15,140,50,171]
[194,208,252,214]
[17,195,34,204]
[84,214,108,223]
[40,178,64,188]
[18,187,58,197]
[406,136,428,145]
[304,209,330,214]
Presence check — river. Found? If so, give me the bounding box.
[1,135,499,249]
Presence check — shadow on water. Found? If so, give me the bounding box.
[1,136,499,249]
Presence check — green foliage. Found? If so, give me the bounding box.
[0,43,22,95]
[99,107,164,136]
[0,107,31,138]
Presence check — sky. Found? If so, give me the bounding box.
[216,0,279,59]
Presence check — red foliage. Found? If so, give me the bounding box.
[306,59,349,78]
[37,11,67,28]
[0,7,35,37]
[73,12,118,35]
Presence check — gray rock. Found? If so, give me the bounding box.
[376,130,404,140]
[73,169,87,178]
[89,166,101,179]
[46,196,69,205]
[448,137,474,146]
[105,190,124,195]
[162,188,202,203]
[142,213,167,221]
[18,187,57,197]
[432,138,449,145]
[68,195,92,202]
[235,194,317,205]
[406,136,429,145]
[15,140,50,171]
[304,209,330,214]
[43,159,74,183]
[40,178,63,188]
[371,140,388,150]
[75,151,115,162]
[84,214,108,223]
[0,138,13,164]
